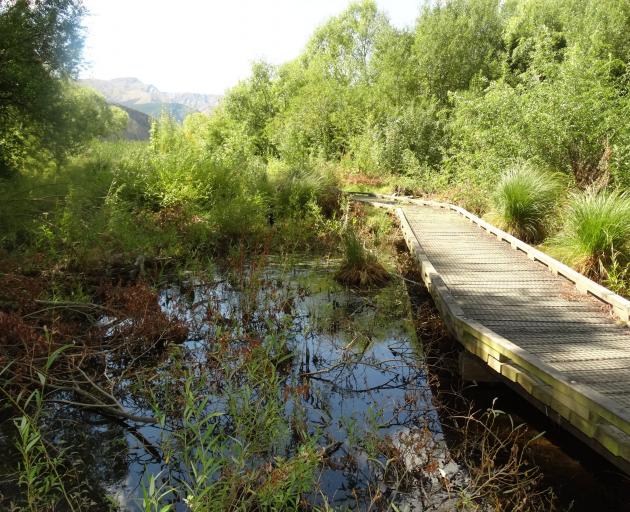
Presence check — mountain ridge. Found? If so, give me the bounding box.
[80,77,221,122]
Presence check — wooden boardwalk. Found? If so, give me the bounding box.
[355,194,630,473]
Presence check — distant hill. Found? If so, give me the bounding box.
[129,102,194,122]
[80,77,221,122]
[115,104,152,141]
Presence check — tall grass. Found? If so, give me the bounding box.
[335,229,389,287]
[551,189,630,278]
[603,251,630,297]
[138,335,320,510]
[1,348,94,511]
[266,158,340,217]
[490,166,561,243]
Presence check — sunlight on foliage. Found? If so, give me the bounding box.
[489,165,561,243]
[550,189,630,277]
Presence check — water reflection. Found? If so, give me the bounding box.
[0,258,445,510]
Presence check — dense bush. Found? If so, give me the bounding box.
[3,0,630,289]
[0,108,344,270]
[447,57,630,191]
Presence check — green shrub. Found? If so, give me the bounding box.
[490,165,560,243]
[551,189,630,277]
[348,124,382,176]
[603,251,630,297]
[378,101,444,174]
[447,56,630,191]
[267,159,340,217]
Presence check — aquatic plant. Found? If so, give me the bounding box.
[1,351,101,512]
[335,229,390,287]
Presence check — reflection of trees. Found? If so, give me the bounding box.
[48,407,130,491]
[0,262,445,509]
[288,273,442,506]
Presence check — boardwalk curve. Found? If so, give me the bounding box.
[354,193,630,473]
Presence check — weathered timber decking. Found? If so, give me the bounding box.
[355,193,630,473]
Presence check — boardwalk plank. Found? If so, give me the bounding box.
[390,200,630,472]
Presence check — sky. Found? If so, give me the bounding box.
[80,0,422,95]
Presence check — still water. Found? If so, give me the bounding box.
[109,258,449,510]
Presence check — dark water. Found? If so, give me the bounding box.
[103,258,446,509]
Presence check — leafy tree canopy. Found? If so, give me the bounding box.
[0,0,119,174]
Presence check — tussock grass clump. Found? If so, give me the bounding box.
[551,189,630,278]
[335,231,389,287]
[490,166,560,243]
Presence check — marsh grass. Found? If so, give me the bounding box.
[1,357,99,512]
[1,208,565,511]
[550,189,630,278]
[267,159,340,218]
[1,257,322,511]
[1,121,343,274]
[141,362,320,512]
[454,407,555,512]
[489,166,561,243]
[335,230,390,287]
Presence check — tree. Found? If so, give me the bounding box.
[263,1,392,164]
[222,61,279,157]
[305,0,389,87]
[413,0,505,103]
[0,0,87,174]
[59,85,128,149]
[371,27,418,110]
